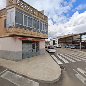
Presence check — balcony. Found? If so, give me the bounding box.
[6,28,48,38]
[6,0,48,39]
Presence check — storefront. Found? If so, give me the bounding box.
[18,37,45,59]
[22,41,39,59]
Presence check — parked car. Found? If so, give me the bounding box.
[65,45,69,48]
[70,45,76,49]
[46,46,56,53]
[54,45,61,48]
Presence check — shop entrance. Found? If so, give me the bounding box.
[22,41,39,59]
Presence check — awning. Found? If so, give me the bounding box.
[16,37,45,42]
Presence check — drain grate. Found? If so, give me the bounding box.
[1,71,39,86]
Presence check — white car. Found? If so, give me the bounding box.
[47,46,56,53]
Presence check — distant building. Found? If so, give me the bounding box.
[0,0,48,60]
[56,33,86,49]
[50,38,56,46]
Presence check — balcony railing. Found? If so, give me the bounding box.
[6,28,48,38]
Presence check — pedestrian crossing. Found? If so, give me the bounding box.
[0,70,39,86]
[51,55,63,64]
[51,53,85,65]
[73,68,86,84]
[57,54,69,63]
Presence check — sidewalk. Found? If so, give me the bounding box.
[0,52,61,83]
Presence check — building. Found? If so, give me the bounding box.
[0,0,48,61]
[56,32,86,49]
[50,38,56,46]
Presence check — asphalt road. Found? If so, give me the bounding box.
[0,66,17,86]
[39,49,86,86]
[0,66,39,86]
[1,48,86,86]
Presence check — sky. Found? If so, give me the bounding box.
[0,0,86,39]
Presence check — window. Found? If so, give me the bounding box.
[24,15,27,26]
[40,21,42,32]
[43,23,45,31]
[45,24,48,34]
[32,43,35,49]
[28,16,32,28]
[36,20,39,31]
[33,18,37,29]
[16,11,23,25]
[36,42,39,52]
[7,10,15,27]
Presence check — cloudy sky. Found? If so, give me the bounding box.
[0,0,86,38]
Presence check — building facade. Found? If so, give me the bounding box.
[0,0,48,60]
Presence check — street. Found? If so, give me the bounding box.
[39,48,86,86]
[0,66,39,86]
[0,66,16,86]
[0,48,86,86]
[49,48,86,86]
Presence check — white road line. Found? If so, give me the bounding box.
[65,54,81,61]
[1,71,39,86]
[51,55,63,64]
[73,69,86,84]
[77,68,86,77]
[75,74,86,84]
[0,69,7,75]
[72,57,81,61]
[60,54,76,62]
[57,54,69,63]
[79,58,86,61]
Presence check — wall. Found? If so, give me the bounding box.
[0,16,6,35]
[0,37,22,61]
[39,40,45,55]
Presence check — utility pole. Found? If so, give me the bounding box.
[80,34,82,50]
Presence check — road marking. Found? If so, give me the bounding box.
[77,68,86,77]
[1,71,39,86]
[57,54,69,63]
[65,54,81,61]
[79,58,86,61]
[51,55,63,64]
[60,54,76,62]
[75,73,86,84]
[0,69,7,75]
[73,69,86,84]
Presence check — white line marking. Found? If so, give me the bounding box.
[1,71,39,86]
[51,55,63,64]
[65,54,81,61]
[60,54,75,62]
[79,58,86,61]
[0,69,7,75]
[57,54,69,63]
[77,68,86,77]
[73,69,86,84]
[75,74,86,84]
